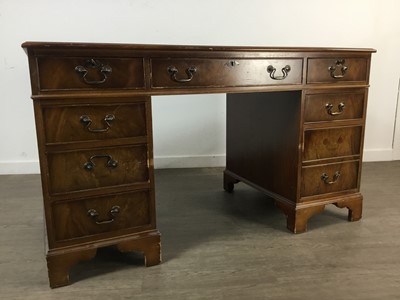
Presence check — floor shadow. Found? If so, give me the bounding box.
[71,168,356,281]
[69,247,145,284]
[155,170,293,261]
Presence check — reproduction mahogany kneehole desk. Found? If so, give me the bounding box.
[22,42,375,288]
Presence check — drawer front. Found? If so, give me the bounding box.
[43,102,147,143]
[301,161,359,198]
[151,58,303,88]
[48,145,149,194]
[37,57,145,91]
[307,58,368,84]
[304,92,365,122]
[303,126,362,161]
[52,191,151,241]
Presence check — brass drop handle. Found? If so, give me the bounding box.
[75,59,112,85]
[328,59,348,79]
[167,65,197,83]
[267,65,291,80]
[87,206,120,225]
[325,102,345,116]
[80,114,115,133]
[321,171,341,185]
[84,154,118,171]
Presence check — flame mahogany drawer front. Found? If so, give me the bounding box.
[36,57,145,91]
[151,58,303,88]
[300,160,359,199]
[47,145,149,194]
[303,126,363,161]
[307,58,368,84]
[304,91,365,122]
[43,101,147,143]
[52,191,152,242]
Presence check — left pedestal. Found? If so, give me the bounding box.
[31,94,159,288]
[23,41,160,288]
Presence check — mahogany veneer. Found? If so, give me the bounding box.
[22,42,375,287]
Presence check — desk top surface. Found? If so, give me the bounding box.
[22,41,376,53]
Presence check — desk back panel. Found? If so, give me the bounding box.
[226,91,302,202]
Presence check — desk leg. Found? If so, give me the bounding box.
[46,231,160,288]
[47,248,97,288]
[223,170,240,193]
[276,193,363,233]
[334,194,363,221]
[116,232,161,267]
[275,202,325,234]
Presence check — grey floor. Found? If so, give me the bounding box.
[1,162,400,299]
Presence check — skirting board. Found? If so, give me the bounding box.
[0,161,41,175]
[363,148,394,162]
[154,154,226,169]
[0,150,395,175]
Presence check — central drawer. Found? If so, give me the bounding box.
[47,145,149,194]
[52,190,152,242]
[151,58,303,88]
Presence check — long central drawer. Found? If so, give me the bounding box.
[151,58,303,88]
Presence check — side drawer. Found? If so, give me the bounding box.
[301,160,359,198]
[47,145,149,194]
[52,191,152,242]
[43,101,147,144]
[307,58,368,84]
[151,58,302,88]
[304,91,365,122]
[303,126,362,161]
[37,57,145,91]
